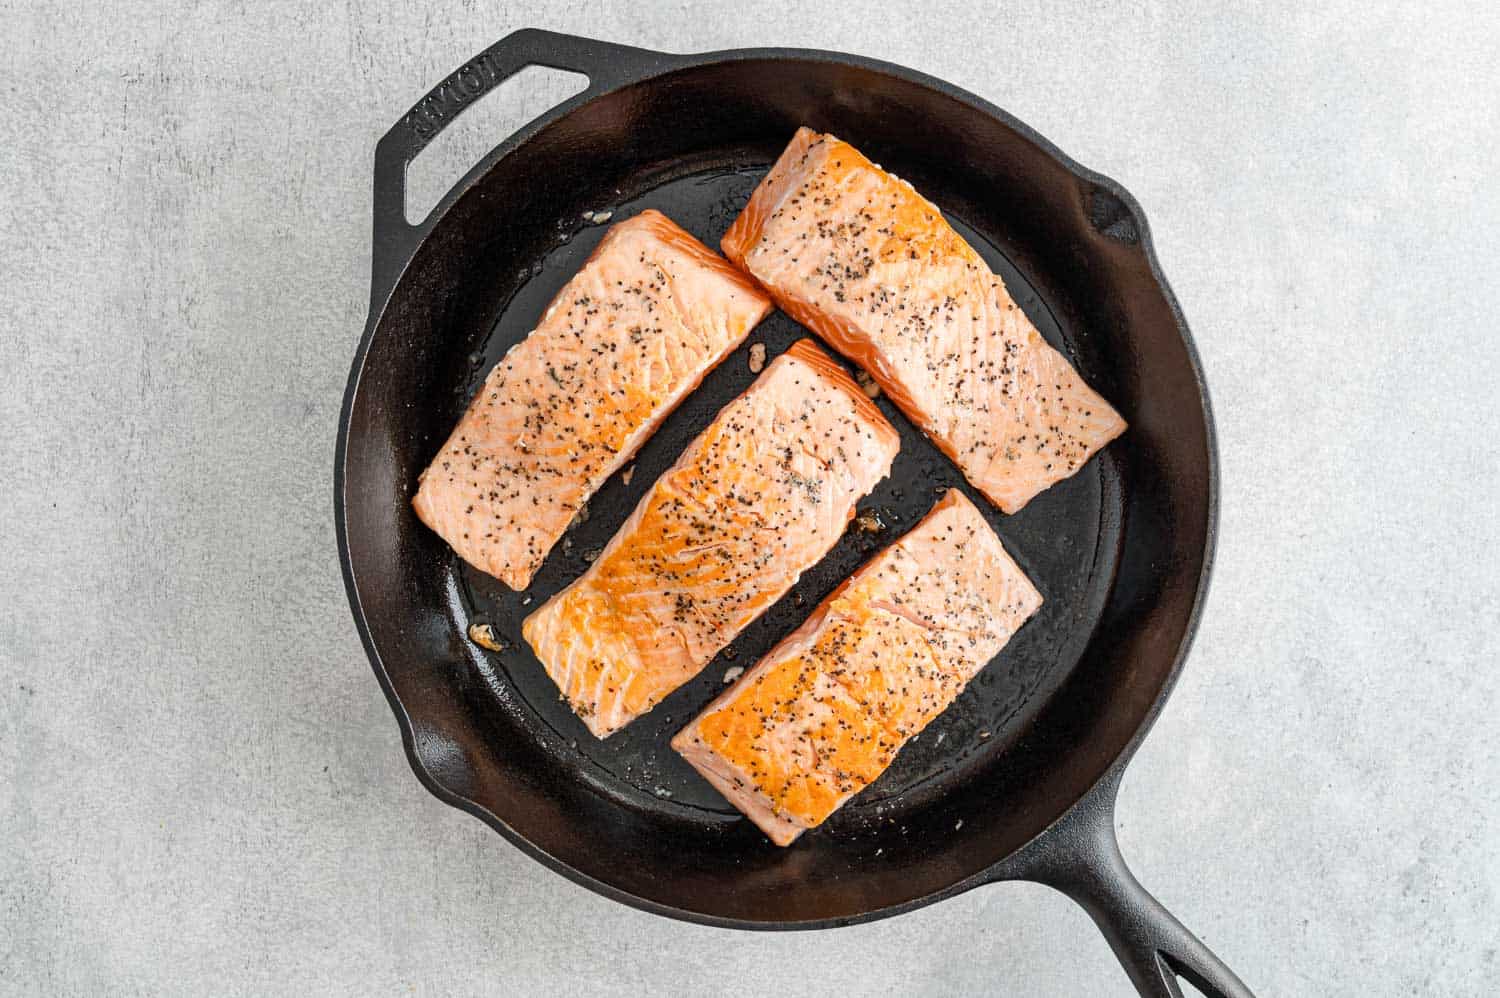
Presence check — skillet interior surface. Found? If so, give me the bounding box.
[339,56,1213,925]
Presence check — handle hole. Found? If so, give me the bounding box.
[405,66,589,224]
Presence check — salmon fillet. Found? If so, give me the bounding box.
[413,210,773,590]
[723,128,1127,514]
[672,488,1042,845]
[522,339,900,738]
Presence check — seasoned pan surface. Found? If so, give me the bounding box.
[341,41,1208,918]
[338,29,1248,998]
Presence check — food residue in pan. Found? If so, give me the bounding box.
[467,622,506,652]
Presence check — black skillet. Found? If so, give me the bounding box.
[334,29,1252,997]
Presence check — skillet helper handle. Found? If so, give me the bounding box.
[1001,772,1256,998]
[369,28,666,300]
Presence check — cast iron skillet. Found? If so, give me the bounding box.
[335,29,1253,997]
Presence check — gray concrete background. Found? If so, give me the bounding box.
[3,1,1497,995]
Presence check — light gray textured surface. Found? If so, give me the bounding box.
[3,2,1497,995]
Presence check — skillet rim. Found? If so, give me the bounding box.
[334,36,1219,930]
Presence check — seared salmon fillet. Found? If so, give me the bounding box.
[723,128,1126,514]
[413,210,772,590]
[672,488,1042,845]
[522,339,900,738]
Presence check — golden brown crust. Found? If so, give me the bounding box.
[522,337,901,737]
[673,487,1043,842]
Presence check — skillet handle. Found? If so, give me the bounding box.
[368,28,669,306]
[993,770,1256,998]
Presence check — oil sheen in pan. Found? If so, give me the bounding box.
[445,163,1122,835]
